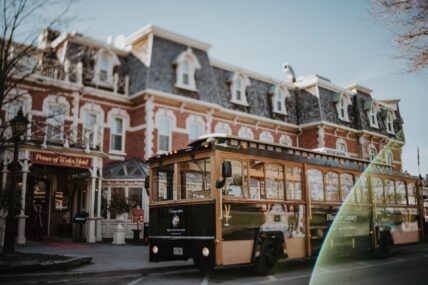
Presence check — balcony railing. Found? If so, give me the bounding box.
[35,59,129,96]
[29,120,104,152]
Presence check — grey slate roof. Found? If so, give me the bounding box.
[103,158,148,180]
[59,31,404,140]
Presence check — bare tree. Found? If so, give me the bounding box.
[373,0,428,72]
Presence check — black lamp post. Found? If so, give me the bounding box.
[3,109,29,253]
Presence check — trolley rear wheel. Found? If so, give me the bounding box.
[255,239,283,275]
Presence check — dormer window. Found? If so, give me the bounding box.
[367,102,380,129]
[385,110,396,134]
[270,85,289,115]
[335,92,352,122]
[93,49,120,87]
[174,48,201,91]
[229,72,250,106]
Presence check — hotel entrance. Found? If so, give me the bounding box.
[23,151,96,241]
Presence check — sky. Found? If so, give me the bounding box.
[52,0,427,176]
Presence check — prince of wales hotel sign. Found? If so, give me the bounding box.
[32,152,92,169]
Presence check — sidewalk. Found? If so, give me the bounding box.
[1,239,193,282]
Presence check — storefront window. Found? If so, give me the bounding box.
[286,166,302,200]
[110,187,125,219]
[265,163,285,200]
[355,175,369,203]
[407,182,416,205]
[395,181,407,205]
[178,158,211,199]
[128,187,143,207]
[54,188,68,211]
[307,169,323,201]
[384,179,396,204]
[325,172,339,201]
[340,173,354,202]
[249,160,265,199]
[371,177,384,204]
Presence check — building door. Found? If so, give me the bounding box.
[26,177,50,239]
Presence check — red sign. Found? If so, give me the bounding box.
[132,209,144,223]
[32,152,92,169]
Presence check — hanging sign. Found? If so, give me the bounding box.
[32,152,92,169]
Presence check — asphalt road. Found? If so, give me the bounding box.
[6,243,428,285]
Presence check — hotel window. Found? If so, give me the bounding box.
[174,48,201,91]
[336,138,347,153]
[272,87,288,115]
[188,121,203,141]
[83,112,97,144]
[386,111,395,134]
[238,126,254,139]
[368,146,377,161]
[336,93,351,122]
[46,104,66,142]
[385,150,393,165]
[214,122,232,135]
[367,103,379,128]
[158,116,172,153]
[259,131,274,143]
[230,72,250,106]
[110,117,124,151]
[99,55,109,82]
[279,134,292,146]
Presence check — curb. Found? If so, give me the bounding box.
[0,264,196,283]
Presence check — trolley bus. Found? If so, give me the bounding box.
[145,134,422,274]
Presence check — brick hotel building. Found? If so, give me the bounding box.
[0,25,406,244]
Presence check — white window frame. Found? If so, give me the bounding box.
[107,108,129,155]
[186,114,205,141]
[279,134,292,146]
[336,138,348,153]
[80,103,105,148]
[42,95,70,142]
[173,47,201,91]
[385,150,393,165]
[259,130,274,143]
[92,48,120,87]
[368,103,380,129]
[368,144,377,161]
[157,116,172,153]
[270,85,289,115]
[229,72,251,106]
[385,110,396,134]
[214,122,232,135]
[238,126,254,139]
[336,92,352,122]
[110,116,125,152]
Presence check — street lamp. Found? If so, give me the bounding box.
[3,108,29,253]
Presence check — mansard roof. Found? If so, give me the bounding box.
[48,24,404,140]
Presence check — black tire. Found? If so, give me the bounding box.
[193,253,215,273]
[255,239,283,275]
[376,233,392,258]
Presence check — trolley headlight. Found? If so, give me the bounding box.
[202,247,210,257]
[152,245,159,254]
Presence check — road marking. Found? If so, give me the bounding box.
[127,277,143,285]
[267,275,277,281]
[246,273,311,285]
[200,273,210,285]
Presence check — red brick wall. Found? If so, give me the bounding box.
[299,128,318,149]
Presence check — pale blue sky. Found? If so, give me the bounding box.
[60,0,427,175]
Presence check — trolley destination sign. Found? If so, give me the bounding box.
[32,152,92,169]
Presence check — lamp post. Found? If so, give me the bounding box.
[3,109,29,253]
